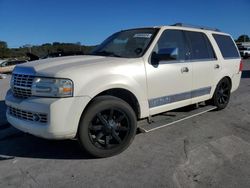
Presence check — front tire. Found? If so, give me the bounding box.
[78,96,137,158]
[211,78,231,110]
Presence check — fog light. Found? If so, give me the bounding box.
[32,114,40,122]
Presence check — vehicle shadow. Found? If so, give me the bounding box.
[0,102,215,160]
[0,133,93,160]
[0,100,7,127]
[0,100,93,160]
[241,70,250,78]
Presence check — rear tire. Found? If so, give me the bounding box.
[210,78,231,110]
[78,96,137,158]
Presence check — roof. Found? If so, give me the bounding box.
[170,23,220,32]
[127,23,224,34]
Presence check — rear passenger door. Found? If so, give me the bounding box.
[184,31,218,103]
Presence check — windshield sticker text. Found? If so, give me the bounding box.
[133,33,152,38]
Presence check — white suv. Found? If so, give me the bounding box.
[5,24,242,157]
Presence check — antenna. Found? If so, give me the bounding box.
[171,23,220,32]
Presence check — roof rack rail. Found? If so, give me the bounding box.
[171,23,221,32]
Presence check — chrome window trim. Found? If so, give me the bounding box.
[157,58,218,65]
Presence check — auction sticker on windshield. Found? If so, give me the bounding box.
[133,33,152,38]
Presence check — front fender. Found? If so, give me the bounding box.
[76,74,149,118]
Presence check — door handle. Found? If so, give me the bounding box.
[214,64,220,69]
[181,67,189,73]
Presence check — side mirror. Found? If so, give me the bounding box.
[151,48,178,66]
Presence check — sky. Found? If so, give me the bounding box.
[0,0,249,48]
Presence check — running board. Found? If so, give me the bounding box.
[138,105,217,133]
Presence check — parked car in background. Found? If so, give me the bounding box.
[0,73,7,79]
[43,51,84,59]
[239,46,250,59]
[0,60,28,73]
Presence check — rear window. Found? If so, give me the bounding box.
[212,34,240,59]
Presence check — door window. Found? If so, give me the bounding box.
[152,30,189,61]
[185,31,216,60]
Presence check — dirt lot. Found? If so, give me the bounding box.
[0,60,250,188]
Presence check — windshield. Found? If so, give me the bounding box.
[91,28,159,58]
[0,61,7,67]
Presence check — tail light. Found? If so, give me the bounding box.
[239,59,243,72]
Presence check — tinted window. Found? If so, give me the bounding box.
[185,31,216,60]
[6,61,15,66]
[213,34,240,59]
[91,28,159,58]
[153,30,189,61]
[1,62,8,67]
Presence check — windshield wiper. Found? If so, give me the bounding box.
[92,50,122,57]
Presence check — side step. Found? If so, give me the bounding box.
[138,105,217,133]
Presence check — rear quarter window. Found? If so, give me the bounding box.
[212,34,240,59]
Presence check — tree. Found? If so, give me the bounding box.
[53,42,60,46]
[76,42,81,51]
[0,40,96,59]
[23,44,33,53]
[236,35,250,42]
[0,41,9,58]
[0,41,8,49]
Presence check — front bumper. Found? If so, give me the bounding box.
[5,90,91,139]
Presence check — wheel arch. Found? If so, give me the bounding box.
[212,76,232,97]
[96,88,141,119]
[220,76,232,90]
[225,76,232,88]
[82,88,143,121]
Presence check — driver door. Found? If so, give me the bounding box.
[145,29,193,115]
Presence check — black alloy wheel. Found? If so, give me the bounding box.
[78,96,137,158]
[211,78,231,110]
[88,108,130,150]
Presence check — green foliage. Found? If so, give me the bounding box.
[236,35,250,42]
[0,41,10,58]
[0,41,96,59]
[0,41,8,48]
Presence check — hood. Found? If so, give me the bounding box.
[16,55,129,77]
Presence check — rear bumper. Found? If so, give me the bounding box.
[5,90,91,139]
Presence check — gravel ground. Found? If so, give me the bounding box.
[0,60,250,188]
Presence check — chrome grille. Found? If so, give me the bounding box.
[8,106,48,123]
[12,74,35,98]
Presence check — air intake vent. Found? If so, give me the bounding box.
[8,106,48,123]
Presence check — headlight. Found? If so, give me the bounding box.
[31,77,73,97]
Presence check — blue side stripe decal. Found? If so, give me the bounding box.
[149,87,211,108]
[191,87,211,98]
